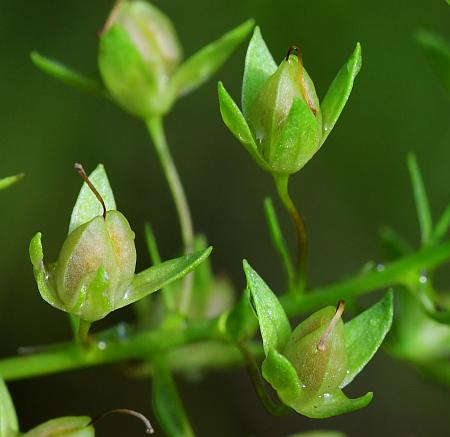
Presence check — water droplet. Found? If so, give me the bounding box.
[376,264,385,272]
[419,274,427,284]
[97,341,107,350]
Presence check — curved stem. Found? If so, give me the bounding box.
[274,174,307,293]
[77,320,92,345]
[146,117,194,313]
[238,342,289,416]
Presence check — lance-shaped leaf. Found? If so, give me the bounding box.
[24,417,94,437]
[0,377,18,437]
[320,43,362,144]
[69,164,116,234]
[152,357,194,437]
[431,203,450,244]
[340,291,394,387]
[416,29,450,96]
[171,19,254,97]
[242,26,277,117]
[243,260,291,353]
[31,52,107,98]
[0,173,23,191]
[218,82,271,171]
[118,247,212,308]
[407,153,432,244]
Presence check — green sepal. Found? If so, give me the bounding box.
[261,348,301,404]
[320,43,362,144]
[341,291,394,388]
[243,260,291,354]
[294,389,373,419]
[415,29,450,96]
[24,416,94,437]
[171,19,254,97]
[217,81,271,171]
[29,232,65,311]
[69,164,116,234]
[118,247,213,309]
[31,52,106,98]
[152,357,195,437]
[242,26,277,117]
[0,173,23,191]
[0,377,18,437]
[69,266,112,321]
[274,97,321,174]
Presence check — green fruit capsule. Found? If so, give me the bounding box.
[247,48,322,175]
[282,301,347,396]
[30,164,136,323]
[98,0,182,118]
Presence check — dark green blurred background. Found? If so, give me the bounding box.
[1,0,449,436]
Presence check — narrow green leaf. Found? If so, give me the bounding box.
[0,377,18,437]
[118,247,212,308]
[341,291,394,388]
[69,164,117,234]
[218,81,270,171]
[24,417,94,437]
[171,19,254,97]
[243,260,291,353]
[152,357,195,437]
[379,226,413,259]
[242,26,277,117]
[407,153,432,244]
[31,52,107,97]
[225,288,257,342]
[320,43,362,144]
[416,29,450,95]
[431,203,450,244]
[0,173,23,191]
[264,197,294,285]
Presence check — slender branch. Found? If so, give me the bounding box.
[2,240,450,381]
[238,342,289,416]
[274,174,307,293]
[146,117,194,314]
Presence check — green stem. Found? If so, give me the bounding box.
[77,320,92,345]
[2,240,450,381]
[274,174,307,293]
[238,342,289,416]
[146,117,194,313]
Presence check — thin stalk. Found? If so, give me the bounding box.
[2,240,450,381]
[146,117,194,314]
[238,342,289,416]
[77,320,92,345]
[274,174,307,293]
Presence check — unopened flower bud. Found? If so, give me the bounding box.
[99,0,182,117]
